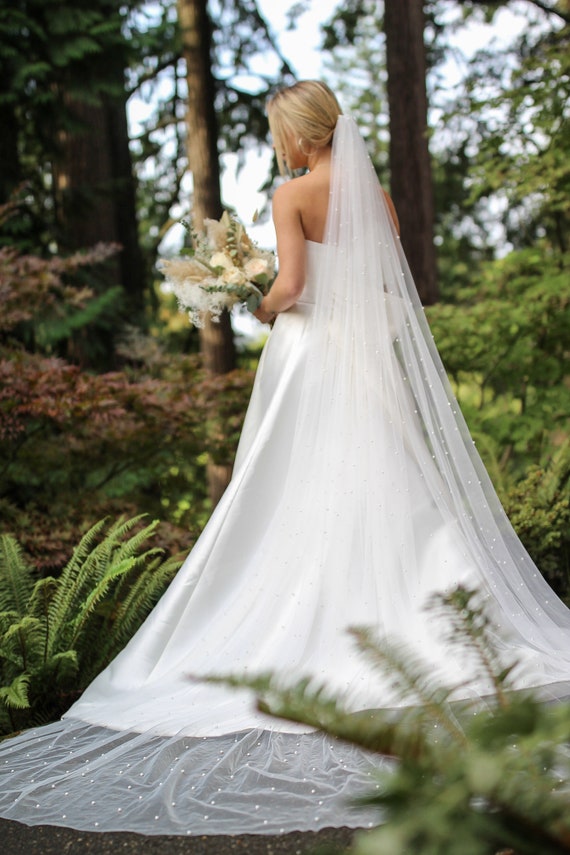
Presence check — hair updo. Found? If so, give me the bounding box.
[266,80,342,175]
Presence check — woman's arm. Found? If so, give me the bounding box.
[254,182,306,324]
[383,189,400,234]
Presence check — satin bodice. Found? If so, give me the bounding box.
[297,239,326,306]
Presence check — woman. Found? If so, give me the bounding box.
[1,80,570,837]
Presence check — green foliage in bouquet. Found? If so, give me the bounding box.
[0,516,180,738]
[213,588,570,855]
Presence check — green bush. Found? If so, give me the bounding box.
[502,445,570,602]
[427,246,570,482]
[0,239,254,570]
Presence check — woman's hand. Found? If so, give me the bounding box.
[253,301,277,325]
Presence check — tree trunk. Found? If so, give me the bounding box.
[178,0,237,507]
[54,89,145,319]
[384,0,438,304]
[107,96,146,318]
[0,104,20,205]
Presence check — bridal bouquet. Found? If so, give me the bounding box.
[159,211,275,328]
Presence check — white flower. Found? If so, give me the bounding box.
[210,251,233,271]
[244,257,269,279]
[221,267,247,286]
[159,210,275,327]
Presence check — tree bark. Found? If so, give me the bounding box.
[178,0,236,507]
[54,88,145,319]
[0,104,20,205]
[384,0,438,304]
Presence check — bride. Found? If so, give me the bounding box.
[1,80,570,836]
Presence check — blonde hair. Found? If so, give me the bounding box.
[267,80,342,175]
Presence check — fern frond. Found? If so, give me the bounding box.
[113,554,179,632]
[47,517,145,655]
[430,586,516,709]
[0,673,31,710]
[37,286,124,347]
[0,610,21,633]
[106,519,165,594]
[28,576,58,616]
[349,626,467,746]
[0,534,34,615]
[89,554,180,677]
[45,650,79,683]
[3,615,43,644]
[0,644,25,671]
[47,518,109,646]
[204,672,425,760]
[68,556,138,648]
[59,517,109,575]
[65,515,152,606]
[109,517,161,565]
[3,616,44,672]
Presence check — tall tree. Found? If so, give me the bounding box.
[384,0,438,303]
[55,90,145,320]
[53,3,145,321]
[177,0,236,505]
[0,0,146,347]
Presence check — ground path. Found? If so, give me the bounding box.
[0,820,355,854]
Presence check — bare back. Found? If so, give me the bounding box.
[292,162,399,243]
[295,167,331,244]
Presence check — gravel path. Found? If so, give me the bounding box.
[0,819,356,854]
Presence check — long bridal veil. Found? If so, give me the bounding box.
[0,114,569,837]
[290,115,570,695]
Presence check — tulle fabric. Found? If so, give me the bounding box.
[1,115,570,836]
[0,722,382,834]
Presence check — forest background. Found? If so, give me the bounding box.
[0,0,568,734]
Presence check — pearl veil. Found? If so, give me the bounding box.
[0,115,569,836]
[297,115,570,685]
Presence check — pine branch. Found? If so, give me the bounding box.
[204,672,428,760]
[431,587,515,709]
[349,626,468,747]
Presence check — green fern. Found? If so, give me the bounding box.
[0,674,31,710]
[0,516,181,736]
[91,553,179,673]
[46,515,146,656]
[0,534,33,615]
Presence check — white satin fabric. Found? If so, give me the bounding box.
[1,116,570,836]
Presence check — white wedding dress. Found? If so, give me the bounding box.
[1,115,570,836]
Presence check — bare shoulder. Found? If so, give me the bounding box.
[273,171,330,244]
[272,180,303,223]
[272,176,306,208]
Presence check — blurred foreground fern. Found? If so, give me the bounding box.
[212,587,570,855]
